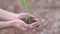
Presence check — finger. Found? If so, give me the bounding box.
[29,22,40,28]
[32,22,40,26]
[34,19,39,21]
[29,14,35,18]
[23,22,38,28]
[26,13,35,18]
[19,13,27,19]
[33,22,40,27]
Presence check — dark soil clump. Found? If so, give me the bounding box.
[21,17,36,24]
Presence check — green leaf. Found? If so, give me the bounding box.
[25,15,30,21]
[22,0,27,7]
[28,5,33,11]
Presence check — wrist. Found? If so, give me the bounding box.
[8,13,19,20]
[0,21,13,29]
[13,14,19,19]
[5,21,14,28]
[6,20,16,28]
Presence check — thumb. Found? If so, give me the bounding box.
[18,13,27,19]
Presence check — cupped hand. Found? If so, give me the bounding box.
[11,19,40,32]
[17,13,35,19]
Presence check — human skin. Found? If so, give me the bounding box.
[0,8,40,32]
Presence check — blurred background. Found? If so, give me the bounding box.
[0,0,60,34]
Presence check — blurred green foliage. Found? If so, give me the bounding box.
[22,0,27,7]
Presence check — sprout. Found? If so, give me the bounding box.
[22,0,34,24]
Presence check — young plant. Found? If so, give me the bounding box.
[21,0,35,24]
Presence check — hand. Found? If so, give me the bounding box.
[10,19,40,32]
[17,13,35,19]
[16,13,40,26]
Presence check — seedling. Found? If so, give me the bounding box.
[21,0,36,24]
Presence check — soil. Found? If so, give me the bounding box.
[21,17,36,24]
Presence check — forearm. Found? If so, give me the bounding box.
[0,21,13,29]
[0,9,18,20]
